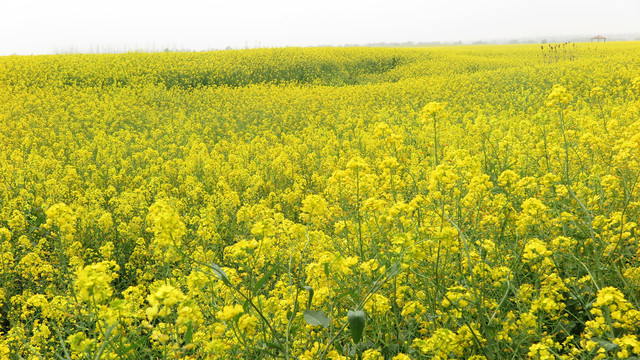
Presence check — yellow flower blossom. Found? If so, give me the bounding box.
[216,304,244,321]
[146,284,186,321]
[45,203,77,242]
[362,349,383,360]
[75,261,119,304]
[146,200,186,259]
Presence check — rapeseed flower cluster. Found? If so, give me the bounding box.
[1,42,640,358]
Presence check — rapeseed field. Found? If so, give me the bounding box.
[1,43,640,359]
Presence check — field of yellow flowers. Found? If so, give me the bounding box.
[1,42,640,359]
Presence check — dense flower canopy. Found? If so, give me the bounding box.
[1,42,640,359]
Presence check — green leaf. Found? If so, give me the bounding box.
[347,310,366,344]
[253,265,281,294]
[183,322,193,345]
[335,289,356,303]
[387,263,402,278]
[303,286,314,309]
[265,341,284,352]
[596,338,620,352]
[210,263,230,285]
[304,309,329,328]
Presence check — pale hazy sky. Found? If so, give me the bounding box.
[1,0,638,55]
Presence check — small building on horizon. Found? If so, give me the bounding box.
[591,35,606,42]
